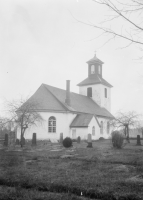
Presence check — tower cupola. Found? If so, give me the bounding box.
[87,53,104,78]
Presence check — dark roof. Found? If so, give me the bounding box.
[77,75,113,87]
[24,85,67,112]
[25,84,114,119]
[70,114,93,127]
[86,54,104,64]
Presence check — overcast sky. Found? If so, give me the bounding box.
[0,0,143,116]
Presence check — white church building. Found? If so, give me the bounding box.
[17,53,114,140]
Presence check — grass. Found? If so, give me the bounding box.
[0,140,143,199]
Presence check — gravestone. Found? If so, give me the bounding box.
[87,134,92,148]
[137,135,141,146]
[4,133,8,146]
[9,131,16,146]
[77,136,81,144]
[16,139,20,145]
[60,133,63,143]
[32,133,37,146]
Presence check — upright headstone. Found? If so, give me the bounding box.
[9,131,16,146]
[4,133,8,146]
[87,134,92,148]
[60,133,63,143]
[32,133,37,146]
[16,139,20,145]
[137,135,141,146]
[77,136,81,144]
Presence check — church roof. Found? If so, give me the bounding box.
[70,114,93,127]
[25,84,114,119]
[70,114,101,127]
[77,75,113,87]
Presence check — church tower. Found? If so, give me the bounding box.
[77,53,113,112]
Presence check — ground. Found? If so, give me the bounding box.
[0,139,143,200]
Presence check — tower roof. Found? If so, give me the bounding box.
[77,75,113,87]
[86,53,104,64]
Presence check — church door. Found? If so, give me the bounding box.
[72,129,76,139]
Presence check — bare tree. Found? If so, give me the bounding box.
[0,117,11,130]
[110,111,140,142]
[6,98,43,147]
[76,0,143,51]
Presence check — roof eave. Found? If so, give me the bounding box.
[77,82,113,88]
[86,60,104,64]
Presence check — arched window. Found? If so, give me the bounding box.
[92,126,95,136]
[48,116,56,133]
[100,121,103,134]
[91,65,95,74]
[107,121,110,134]
[87,87,92,97]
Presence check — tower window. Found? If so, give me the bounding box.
[48,116,56,133]
[87,87,92,97]
[91,65,95,74]
[105,88,107,98]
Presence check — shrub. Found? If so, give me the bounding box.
[112,130,124,149]
[99,137,105,141]
[63,137,72,148]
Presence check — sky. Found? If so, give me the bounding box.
[0,0,143,116]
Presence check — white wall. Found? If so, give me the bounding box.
[79,84,111,112]
[70,128,87,140]
[100,85,111,112]
[97,117,111,139]
[17,112,76,140]
[88,116,101,140]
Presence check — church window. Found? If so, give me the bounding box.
[107,121,110,134]
[105,88,107,98]
[91,65,95,74]
[92,126,95,136]
[100,121,103,134]
[87,87,92,97]
[48,116,56,133]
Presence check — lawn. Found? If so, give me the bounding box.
[0,139,143,200]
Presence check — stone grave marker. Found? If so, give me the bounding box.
[60,133,63,143]
[16,139,20,145]
[32,133,37,146]
[137,135,141,146]
[87,133,92,148]
[9,131,16,146]
[4,133,8,146]
[77,136,81,144]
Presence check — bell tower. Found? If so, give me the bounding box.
[77,53,113,112]
[87,53,103,78]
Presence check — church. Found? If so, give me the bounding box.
[17,53,114,140]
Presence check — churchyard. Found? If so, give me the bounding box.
[0,139,143,200]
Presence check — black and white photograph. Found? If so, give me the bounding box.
[0,0,143,199]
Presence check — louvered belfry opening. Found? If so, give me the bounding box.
[87,87,92,97]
